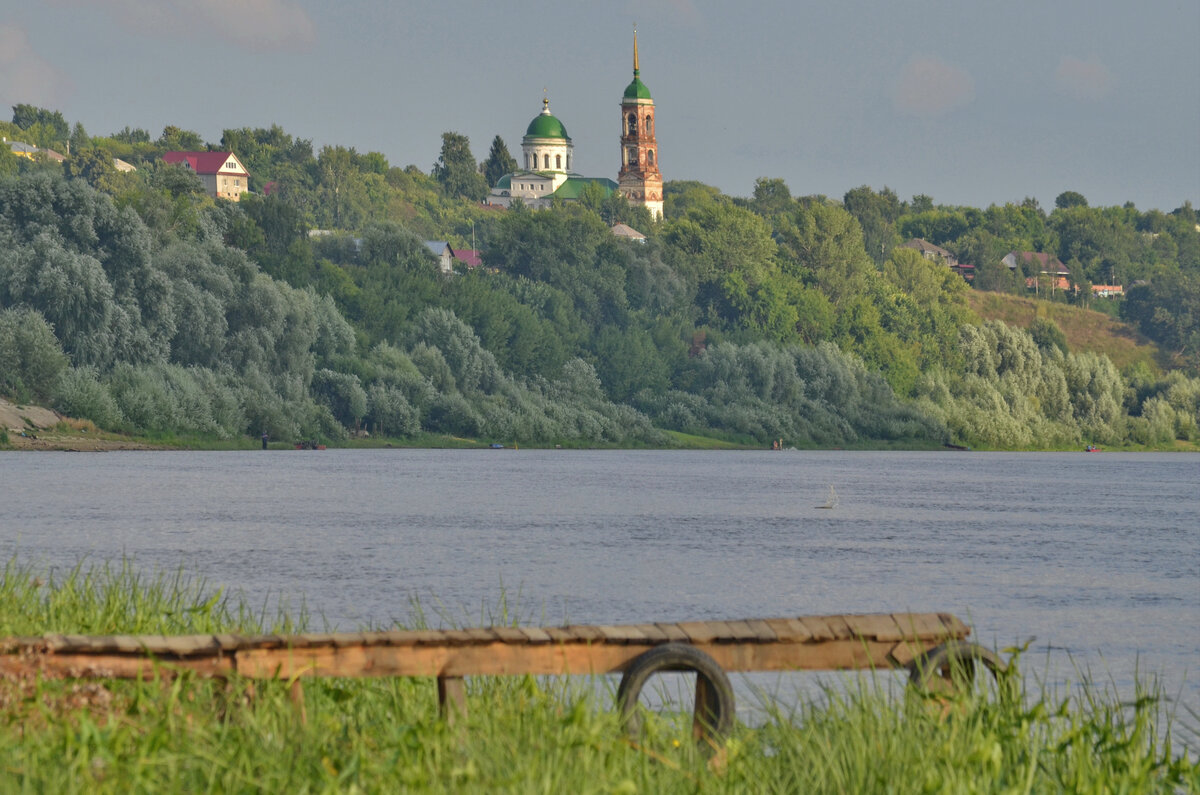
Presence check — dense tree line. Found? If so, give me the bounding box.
[1,104,1198,448]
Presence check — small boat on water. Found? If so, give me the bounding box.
[1085,444,1101,452]
[815,485,839,509]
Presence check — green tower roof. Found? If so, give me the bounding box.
[623,75,652,100]
[525,98,570,140]
[624,32,652,100]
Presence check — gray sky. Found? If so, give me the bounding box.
[3,0,1198,211]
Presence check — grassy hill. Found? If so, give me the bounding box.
[967,291,1161,373]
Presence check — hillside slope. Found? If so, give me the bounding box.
[967,291,1160,372]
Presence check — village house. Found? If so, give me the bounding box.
[6,140,65,162]
[162,151,249,201]
[1003,251,1071,292]
[900,238,973,280]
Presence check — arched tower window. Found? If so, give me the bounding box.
[543,154,549,169]
[566,155,571,170]
[627,147,637,166]
[647,150,655,165]
[627,114,637,135]
[556,154,561,169]
[646,116,653,135]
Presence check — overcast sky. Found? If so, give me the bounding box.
[3,0,1197,211]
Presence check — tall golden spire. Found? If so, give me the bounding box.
[633,26,640,75]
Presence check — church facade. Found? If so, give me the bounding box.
[488,35,662,218]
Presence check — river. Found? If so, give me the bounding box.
[2,449,1197,718]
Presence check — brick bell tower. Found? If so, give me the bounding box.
[617,31,663,219]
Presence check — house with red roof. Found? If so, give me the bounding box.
[162,151,249,201]
[452,248,482,269]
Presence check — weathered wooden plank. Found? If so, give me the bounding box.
[938,613,970,638]
[563,625,605,643]
[764,618,813,643]
[654,623,691,643]
[745,619,778,643]
[844,614,905,642]
[631,624,669,643]
[797,617,835,641]
[824,616,855,641]
[603,625,649,644]
[891,613,950,641]
[518,627,552,644]
[491,627,528,644]
[722,621,759,643]
[543,627,575,643]
[593,625,627,642]
[676,622,719,644]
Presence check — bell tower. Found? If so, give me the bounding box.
[617,31,663,219]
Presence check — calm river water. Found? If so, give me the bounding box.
[2,449,1197,716]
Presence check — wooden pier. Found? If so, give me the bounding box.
[0,612,1003,747]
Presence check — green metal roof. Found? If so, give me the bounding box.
[623,74,652,100]
[525,112,570,140]
[495,174,511,189]
[551,177,618,201]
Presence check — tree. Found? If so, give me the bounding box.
[1055,190,1088,209]
[750,177,793,219]
[432,132,487,201]
[843,185,902,266]
[480,135,518,188]
[69,122,90,154]
[63,148,120,193]
[11,105,68,143]
[158,125,205,151]
[111,126,152,144]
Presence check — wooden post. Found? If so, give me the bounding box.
[437,676,467,726]
[289,679,307,726]
[692,674,713,741]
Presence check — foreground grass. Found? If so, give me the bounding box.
[1,561,1196,793]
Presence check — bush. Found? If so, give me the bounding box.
[0,307,69,402]
[51,366,123,429]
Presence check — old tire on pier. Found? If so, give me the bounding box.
[616,643,735,749]
[909,640,1005,696]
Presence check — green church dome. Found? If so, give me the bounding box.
[525,99,570,140]
[624,75,652,100]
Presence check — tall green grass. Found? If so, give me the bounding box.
[1,560,1195,793]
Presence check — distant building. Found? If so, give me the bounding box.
[616,32,663,219]
[113,158,136,172]
[162,151,249,201]
[6,140,64,162]
[1003,251,1071,292]
[900,238,973,281]
[487,97,618,210]
[1091,284,1124,298]
[452,248,483,269]
[423,241,455,274]
[486,33,662,218]
[610,222,647,242]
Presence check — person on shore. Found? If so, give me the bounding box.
[261,431,269,450]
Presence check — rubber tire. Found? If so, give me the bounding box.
[616,643,735,747]
[909,641,1005,695]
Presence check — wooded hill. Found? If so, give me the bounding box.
[1,112,1197,449]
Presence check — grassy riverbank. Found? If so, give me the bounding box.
[1,561,1194,792]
